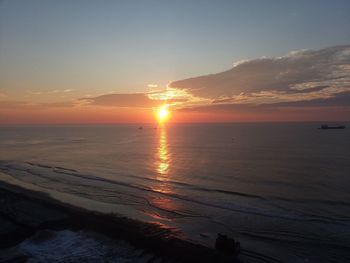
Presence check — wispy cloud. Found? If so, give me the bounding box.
[147,88,195,105]
[80,90,194,109]
[26,89,75,95]
[27,90,43,95]
[80,93,161,108]
[0,100,75,110]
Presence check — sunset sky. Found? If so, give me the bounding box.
[1,0,350,124]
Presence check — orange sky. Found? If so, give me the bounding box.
[1,103,349,125]
[1,45,350,124]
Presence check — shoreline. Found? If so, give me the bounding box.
[0,180,241,262]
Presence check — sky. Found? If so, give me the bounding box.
[0,0,350,124]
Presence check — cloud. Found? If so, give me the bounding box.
[0,100,75,110]
[147,84,158,88]
[177,93,350,121]
[63,89,74,93]
[169,45,350,106]
[80,93,162,108]
[27,90,43,95]
[147,88,194,105]
[182,92,350,112]
[81,90,196,109]
[26,89,75,95]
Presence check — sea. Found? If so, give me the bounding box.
[0,123,349,263]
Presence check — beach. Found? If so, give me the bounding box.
[0,178,241,263]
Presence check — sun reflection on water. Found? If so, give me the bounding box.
[147,125,181,221]
[157,126,169,176]
[153,125,173,195]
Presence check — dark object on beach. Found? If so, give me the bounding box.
[200,233,209,238]
[318,124,346,130]
[215,234,240,257]
[138,126,143,130]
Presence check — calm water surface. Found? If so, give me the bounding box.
[0,123,349,262]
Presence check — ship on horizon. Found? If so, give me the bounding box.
[318,124,346,130]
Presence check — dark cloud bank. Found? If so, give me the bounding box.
[170,45,350,113]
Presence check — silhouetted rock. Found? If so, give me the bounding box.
[215,233,240,257]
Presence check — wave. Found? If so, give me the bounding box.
[1,160,350,227]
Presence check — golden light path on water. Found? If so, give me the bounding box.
[146,124,179,221]
[155,125,172,195]
[157,126,169,176]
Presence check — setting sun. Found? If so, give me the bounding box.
[157,105,170,123]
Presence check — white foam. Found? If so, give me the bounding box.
[19,230,138,262]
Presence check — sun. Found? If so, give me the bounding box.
[157,105,170,123]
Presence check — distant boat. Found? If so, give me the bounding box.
[318,124,346,130]
[138,126,143,130]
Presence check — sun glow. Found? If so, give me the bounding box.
[157,105,170,123]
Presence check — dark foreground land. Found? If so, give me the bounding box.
[0,181,241,263]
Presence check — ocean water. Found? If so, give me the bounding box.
[0,123,349,262]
